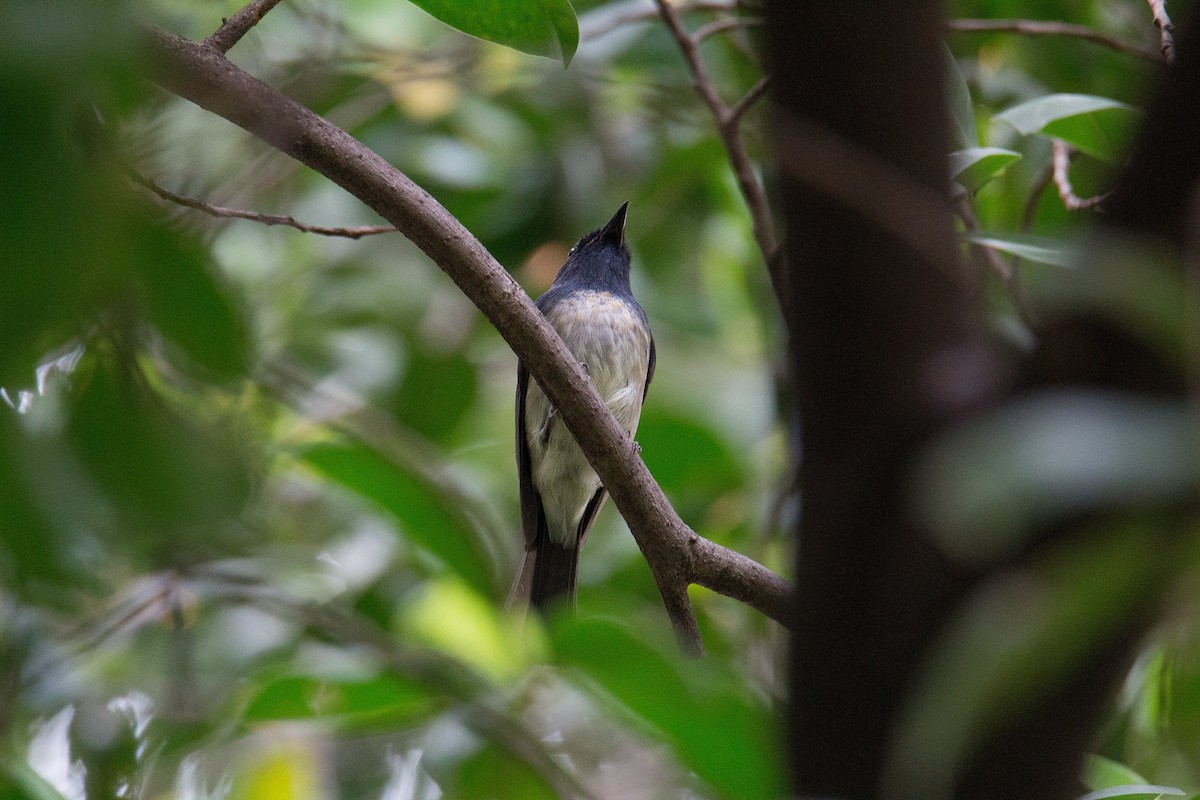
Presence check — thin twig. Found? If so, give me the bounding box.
[954,197,1012,282]
[129,167,398,238]
[581,1,740,40]
[1052,139,1112,211]
[204,0,287,54]
[946,18,1162,62]
[692,15,763,43]
[955,196,1040,330]
[652,0,782,297]
[728,74,772,125]
[1145,0,1177,62]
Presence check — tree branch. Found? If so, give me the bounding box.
[652,0,781,280]
[1051,139,1112,211]
[204,0,287,54]
[142,26,793,655]
[945,18,1163,62]
[1145,0,1177,62]
[692,15,763,43]
[728,74,772,126]
[129,166,398,238]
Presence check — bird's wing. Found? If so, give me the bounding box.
[643,336,656,400]
[573,485,608,552]
[515,360,542,553]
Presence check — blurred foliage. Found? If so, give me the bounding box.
[1,0,1198,797]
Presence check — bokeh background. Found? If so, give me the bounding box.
[2,0,1197,797]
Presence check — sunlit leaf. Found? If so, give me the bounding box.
[961,231,1079,267]
[994,94,1140,164]
[244,673,433,727]
[1078,785,1186,800]
[302,441,497,595]
[404,0,579,66]
[233,740,324,800]
[553,617,782,800]
[1083,755,1152,792]
[949,148,1022,192]
[401,578,535,681]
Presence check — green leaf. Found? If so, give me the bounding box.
[452,743,556,800]
[944,46,978,149]
[915,391,1199,562]
[0,760,68,800]
[1078,786,1186,800]
[948,148,1022,192]
[637,408,743,517]
[0,414,77,600]
[393,346,478,442]
[888,527,1164,799]
[401,578,536,681]
[302,441,497,595]
[961,230,1080,267]
[67,358,252,548]
[131,218,250,381]
[244,674,433,726]
[553,618,783,800]
[994,94,1141,164]
[404,0,579,66]
[1083,755,1151,792]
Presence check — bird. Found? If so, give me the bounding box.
[510,202,655,611]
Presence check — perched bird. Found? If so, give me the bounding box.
[511,203,655,611]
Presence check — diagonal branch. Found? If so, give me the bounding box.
[143,26,792,656]
[204,0,287,54]
[129,166,397,238]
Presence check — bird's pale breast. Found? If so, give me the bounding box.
[525,290,651,544]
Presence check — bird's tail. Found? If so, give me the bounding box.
[507,538,579,612]
[530,539,579,610]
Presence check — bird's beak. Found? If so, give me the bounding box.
[600,202,629,246]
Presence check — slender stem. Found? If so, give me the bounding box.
[128,166,397,238]
[728,74,772,125]
[204,0,287,54]
[1051,139,1112,211]
[1144,0,1177,62]
[692,15,763,43]
[946,18,1163,62]
[652,0,782,299]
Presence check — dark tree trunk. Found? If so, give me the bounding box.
[765,1,1199,798]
